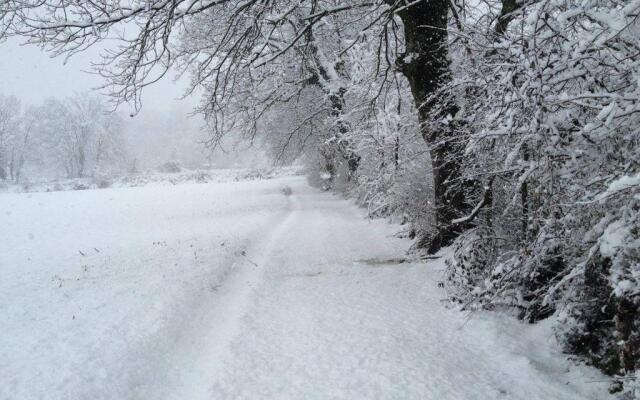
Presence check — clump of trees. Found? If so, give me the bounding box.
[0,93,128,183]
[3,0,637,385]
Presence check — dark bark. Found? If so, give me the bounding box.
[394,0,471,253]
[616,297,638,373]
[495,0,521,36]
[394,136,399,170]
[521,143,530,241]
[567,254,639,376]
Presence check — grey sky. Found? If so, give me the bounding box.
[0,37,269,170]
[0,37,197,115]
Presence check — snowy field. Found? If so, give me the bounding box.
[0,166,300,194]
[0,174,613,399]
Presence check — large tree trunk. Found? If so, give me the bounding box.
[395,0,471,253]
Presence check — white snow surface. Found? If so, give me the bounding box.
[0,175,613,399]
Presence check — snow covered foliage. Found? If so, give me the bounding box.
[444,227,497,306]
[434,0,640,378]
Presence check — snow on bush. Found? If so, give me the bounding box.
[434,0,640,379]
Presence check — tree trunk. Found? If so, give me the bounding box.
[5,151,12,181]
[77,147,85,178]
[9,148,16,182]
[394,136,400,170]
[395,1,470,253]
[521,143,530,241]
[305,21,359,180]
[328,88,360,179]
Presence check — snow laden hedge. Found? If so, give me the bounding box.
[434,0,640,381]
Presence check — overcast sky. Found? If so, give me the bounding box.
[0,37,197,116]
[0,37,271,169]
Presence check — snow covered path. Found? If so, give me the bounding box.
[0,176,612,399]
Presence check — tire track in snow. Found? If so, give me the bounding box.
[155,194,300,400]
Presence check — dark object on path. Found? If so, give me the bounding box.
[281,186,293,196]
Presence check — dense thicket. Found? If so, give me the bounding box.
[2,0,638,387]
[439,0,640,382]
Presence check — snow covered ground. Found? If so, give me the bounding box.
[0,166,301,194]
[0,174,614,399]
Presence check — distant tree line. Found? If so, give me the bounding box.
[0,93,128,183]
